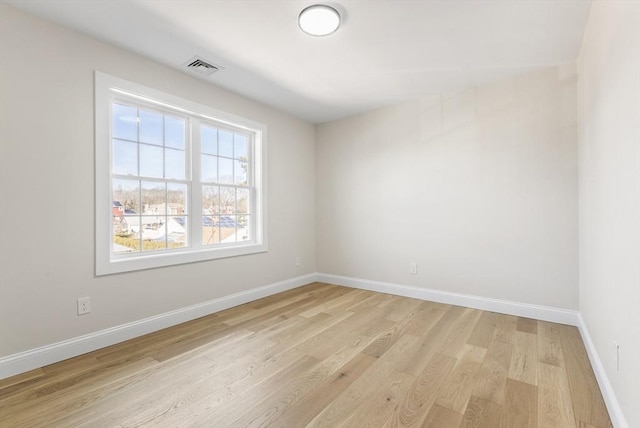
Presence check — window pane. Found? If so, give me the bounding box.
[168,216,187,248]
[202,216,220,245]
[115,216,141,253]
[201,126,217,155]
[142,181,166,215]
[201,154,218,182]
[123,216,141,236]
[165,116,185,149]
[112,104,137,141]
[112,139,138,176]
[113,178,140,253]
[219,157,233,184]
[139,110,163,145]
[234,134,248,158]
[219,130,233,157]
[220,214,237,243]
[237,214,251,242]
[113,227,139,254]
[237,188,249,214]
[202,185,219,214]
[140,216,167,251]
[234,159,247,185]
[140,144,163,178]
[220,186,235,214]
[165,148,185,180]
[167,183,187,214]
[173,216,186,228]
[113,179,140,213]
[113,215,128,237]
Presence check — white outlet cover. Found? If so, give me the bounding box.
[77,297,91,315]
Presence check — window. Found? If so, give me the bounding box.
[96,72,267,275]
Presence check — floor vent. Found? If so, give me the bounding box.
[184,56,220,76]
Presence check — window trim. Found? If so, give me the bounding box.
[95,71,267,276]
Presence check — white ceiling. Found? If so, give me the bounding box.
[5,0,592,123]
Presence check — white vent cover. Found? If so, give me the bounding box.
[183,56,221,76]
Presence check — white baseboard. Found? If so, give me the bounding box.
[0,273,316,380]
[317,273,579,325]
[577,313,628,428]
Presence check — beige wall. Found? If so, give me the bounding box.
[578,2,640,426]
[0,4,317,357]
[317,66,578,309]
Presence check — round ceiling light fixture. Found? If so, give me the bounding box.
[298,4,341,37]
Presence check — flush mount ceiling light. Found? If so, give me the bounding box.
[298,4,341,37]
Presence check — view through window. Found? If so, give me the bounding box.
[96,72,266,275]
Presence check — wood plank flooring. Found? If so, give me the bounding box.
[0,283,612,427]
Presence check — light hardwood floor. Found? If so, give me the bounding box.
[0,283,611,427]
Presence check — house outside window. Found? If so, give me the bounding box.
[95,72,267,275]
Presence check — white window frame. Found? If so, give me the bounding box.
[95,71,267,275]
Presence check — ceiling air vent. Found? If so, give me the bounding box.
[184,56,221,76]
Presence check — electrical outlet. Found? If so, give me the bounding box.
[77,297,91,315]
[613,341,620,371]
[409,262,417,274]
[295,256,301,266]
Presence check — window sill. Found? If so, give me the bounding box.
[96,242,268,276]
